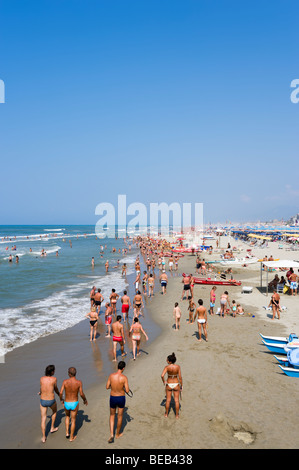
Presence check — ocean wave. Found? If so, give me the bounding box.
[0,245,62,260]
[0,267,134,357]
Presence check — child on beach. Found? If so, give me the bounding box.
[231,300,237,317]
[187,299,196,323]
[173,302,181,330]
[236,304,244,315]
[210,286,216,315]
[104,302,113,337]
[85,306,98,341]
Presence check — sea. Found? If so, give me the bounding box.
[0,225,141,358]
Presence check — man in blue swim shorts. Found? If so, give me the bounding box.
[106,361,130,443]
[59,367,88,442]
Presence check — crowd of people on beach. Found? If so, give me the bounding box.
[38,235,249,444]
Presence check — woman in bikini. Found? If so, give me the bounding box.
[133,291,144,318]
[129,317,148,360]
[187,298,196,323]
[161,352,182,419]
[220,291,230,317]
[85,306,98,341]
[269,292,281,320]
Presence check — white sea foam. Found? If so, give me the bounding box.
[0,260,135,356]
[1,245,62,260]
[0,232,95,244]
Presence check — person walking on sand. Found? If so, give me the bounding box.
[129,317,148,360]
[94,288,104,314]
[210,286,216,315]
[110,289,119,316]
[173,302,181,330]
[85,306,98,341]
[106,360,129,443]
[161,353,183,419]
[193,299,208,342]
[148,273,155,297]
[104,302,113,336]
[121,290,131,321]
[133,290,144,317]
[39,365,60,443]
[111,315,126,361]
[59,367,88,442]
[160,271,168,295]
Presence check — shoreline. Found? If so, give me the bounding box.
[0,258,160,449]
[2,237,299,449]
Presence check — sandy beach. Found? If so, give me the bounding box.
[1,236,299,450]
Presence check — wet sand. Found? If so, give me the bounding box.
[1,238,299,449]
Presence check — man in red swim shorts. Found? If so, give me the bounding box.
[111,316,126,362]
[121,290,131,321]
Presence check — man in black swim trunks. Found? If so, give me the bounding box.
[181,274,191,300]
[94,289,104,314]
[106,361,130,443]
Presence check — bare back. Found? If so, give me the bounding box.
[40,376,58,400]
[62,378,82,402]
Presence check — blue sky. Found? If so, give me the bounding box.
[0,0,298,225]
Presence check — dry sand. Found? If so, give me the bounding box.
[2,236,299,449]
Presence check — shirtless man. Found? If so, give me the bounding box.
[193,299,208,342]
[39,365,60,443]
[133,290,144,317]
[168,255,174,272]
[94,288,104,314]
[160,271,168,295]
[106,361,129,443]
[121,290,131,321]
[181,274,191,300]
[110,289,119,316]
[105,260,109,272]
[289,271,298,296]
[111,316,126,361]
[59,367,88,442]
